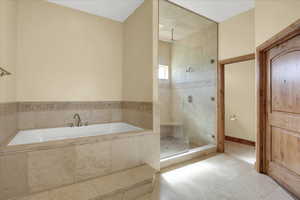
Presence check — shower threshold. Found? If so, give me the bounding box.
[160,144,217,169]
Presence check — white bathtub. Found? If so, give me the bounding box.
[8,122,143,146]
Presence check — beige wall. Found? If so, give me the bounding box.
[0,0,18,146]
[123,0,159,170]
[122,0,154,102]
[0,0,17,103]
[16,0,123,102]
[219,9,256,142]
[219,9,255,60]
[255,0,300,47]
[14,0,158,102]
[225,60,256,142]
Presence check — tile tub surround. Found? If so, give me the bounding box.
[6,164,156,200]
[17,101,122,130]
[0,130,157,199]
[0,103,18,146]
[121,101,153,130]
[17,101,153,130]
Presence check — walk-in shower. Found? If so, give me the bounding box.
[159,0,218,159]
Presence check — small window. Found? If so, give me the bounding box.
[159,65,169,80]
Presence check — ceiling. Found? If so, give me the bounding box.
[169,0,255,22]
[47,0,144,22]
[47,0,254,24]
[159,0,216,42]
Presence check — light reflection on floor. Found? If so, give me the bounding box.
[225,141,256,164]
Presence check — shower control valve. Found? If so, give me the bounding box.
[188,96,193,103]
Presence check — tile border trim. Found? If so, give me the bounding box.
[16,101,153,112]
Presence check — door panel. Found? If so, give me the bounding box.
[267,34,300,198]
[268,162,300,197]
[270,112,300,133]
[271,127,300,174]
[271,51,300,113]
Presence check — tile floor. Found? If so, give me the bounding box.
[158,141,295,200]
[225,141,256,164]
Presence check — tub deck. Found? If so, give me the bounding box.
[0,122,152,155]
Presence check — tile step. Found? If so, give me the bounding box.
[9,165,156,200]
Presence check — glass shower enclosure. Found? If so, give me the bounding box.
[159,0,218,159]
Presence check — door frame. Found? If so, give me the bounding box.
[255,19,300,173]
[216,19,300,173]
[217,53,255,153]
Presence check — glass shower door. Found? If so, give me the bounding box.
[159,0,217,159]
[160,99,190,159]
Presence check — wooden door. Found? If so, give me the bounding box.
[266,34,300,198]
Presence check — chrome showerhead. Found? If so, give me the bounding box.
[0,67,12,77]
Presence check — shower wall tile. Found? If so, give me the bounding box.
[159,83,172,124]
[160,125,173,138]
[0,103,17,146]
[170,24,218,146]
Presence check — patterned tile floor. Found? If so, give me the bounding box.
[160,136,188,159]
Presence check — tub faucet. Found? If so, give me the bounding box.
[73,113,82,127]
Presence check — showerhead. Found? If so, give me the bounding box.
[171,28,176,43]
[0,67,12,77]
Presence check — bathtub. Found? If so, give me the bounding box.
[9,122,144,146]
[1,122,154,199]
